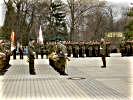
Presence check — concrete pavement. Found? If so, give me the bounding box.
[0,53,131,100]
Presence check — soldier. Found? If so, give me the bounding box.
[12,47,16,59]
[19,46,23,59]
[97,41,101,57]
[56,41,69,75]
[92,41,96,57]
[74,42,79,58]
[66,42,72,57]
[89,41,93,57]
[45,42,48,59]
[100,39,106,68]
[40,46,44,59]
[85,42,88,57]
[120,41,125,56]
[28,40,36,75]
[72,42,76,57]
[78,42,82,57]
[79,42,85,57]
[34,42,39,59]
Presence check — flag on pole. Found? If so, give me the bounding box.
[10,31,16,51]
[37,25,43,44]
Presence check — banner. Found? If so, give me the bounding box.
[10,31,16,51]
[37,26,43,44]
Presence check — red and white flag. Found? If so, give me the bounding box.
[10,31,16,51]
[37,26,43,44]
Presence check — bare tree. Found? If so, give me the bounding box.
[78,2,116,40]
[66,0,108,41]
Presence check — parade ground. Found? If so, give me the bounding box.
[0,53,132,100]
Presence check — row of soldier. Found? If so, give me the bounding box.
[33,40,111,59]
[120,41,133,56]
[27,39,110,75]
[11,40,111,60]
[0,39,110,75]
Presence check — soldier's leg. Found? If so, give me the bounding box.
[36,53,38,59]
[41,54,43,59]
[101,55,106,68]
[20,53,22,59]
[29,60,35,75]
[60,58,68,75]
[60,65,68,75]
[22,53,24,59]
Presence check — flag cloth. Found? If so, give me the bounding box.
[37,26,43,44]
[10,31,16,51]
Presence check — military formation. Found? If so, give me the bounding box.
[0,39,111,75]
[26,40,111,75]
[64,40,111,58]
[1,38,133,75]
[0,40,11,74]
[36,40,111,58]
[120,40,133,56]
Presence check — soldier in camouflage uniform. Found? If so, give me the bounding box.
[28,40,36,75]
[89,41,93,57]
[106,41,111,57]
[73,42,79,58]
[85,42,89,57]
[100,39,106,68]
[45,42,49,59]
[92,41,96,57]
[120,41,125,56]
[49,41,69,75]
[95,41,100,57]
[66,41,72,57]
[34,42,39,59]
[40,46,44,59]
[12,47,16,59]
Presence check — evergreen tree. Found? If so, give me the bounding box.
[124,7,133,40]
[47,0,68,41]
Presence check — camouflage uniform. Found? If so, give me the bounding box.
[120,41,125,56]
[49,41,68,75]
[73,43,79,58]
[89,43,93,57]
[35,43,39,59]
[40,46,44,59]
[66,43,72,57]
[12,48,16,59]
[28,41,36,75]
[79,42,85,57]
[100,39,106,68]
[85,42,89,57]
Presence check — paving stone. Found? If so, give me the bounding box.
[0,55,131,100]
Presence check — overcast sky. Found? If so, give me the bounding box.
[0,0,132,26]
[107,0,132,3]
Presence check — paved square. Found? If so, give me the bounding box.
[0,54,131,100]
